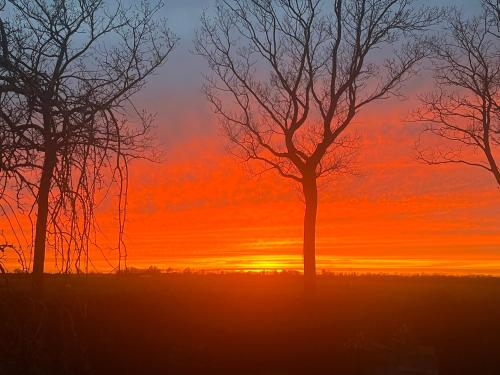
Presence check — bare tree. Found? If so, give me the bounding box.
[196,0,437,294]
[484,0,499,36]
[0,0,176,294]
[414,1,499,186]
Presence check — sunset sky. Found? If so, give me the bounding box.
[3,0,499,275]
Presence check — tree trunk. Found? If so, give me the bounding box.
[484,146,500,187]
[483,108,500,187]
[32,148,56,296]
[302,176,318,297]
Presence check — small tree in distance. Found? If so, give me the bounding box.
[0,0,177,295]
[196,0,438,294]
[414,0,499,187]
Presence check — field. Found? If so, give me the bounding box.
[1,273,499,375]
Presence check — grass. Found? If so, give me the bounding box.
[1,273,499,374]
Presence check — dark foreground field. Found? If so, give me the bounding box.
[1,273,500,375]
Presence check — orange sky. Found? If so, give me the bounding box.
[79,96,498,275]
[2,93,499,275]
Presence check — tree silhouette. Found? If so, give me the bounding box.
[0,0,176,294]
[196,0,437,294]
[414,1,499,186]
